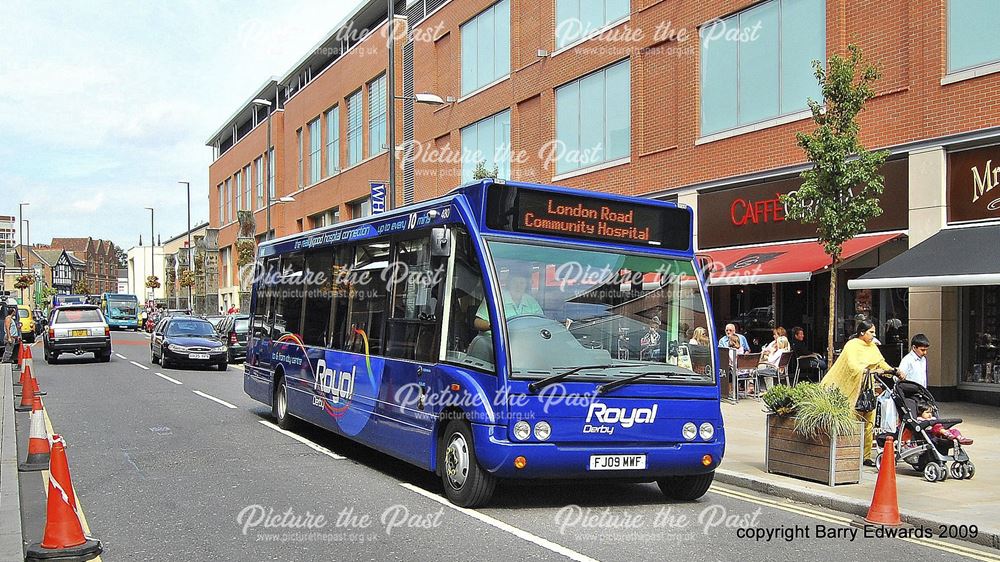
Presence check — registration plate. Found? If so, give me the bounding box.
[71,329,89,337]
[589,454,647,471]
[189,353,210,360]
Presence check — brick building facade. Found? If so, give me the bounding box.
[208,0,1000,402]
[47,237,118,293]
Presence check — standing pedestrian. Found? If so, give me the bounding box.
[2,308,19,363]
[897,334,930,388]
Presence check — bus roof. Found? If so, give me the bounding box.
[259,179,692,257]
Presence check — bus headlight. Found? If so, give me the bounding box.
[533,421,551,441]
[513,421,531,441]
[699,423,715,441]
[682,422,697,441]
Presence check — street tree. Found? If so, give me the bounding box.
[73,280,91,295]
[781,45,890,362]
[472,161,500,180]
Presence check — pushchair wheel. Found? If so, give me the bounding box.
[965,462,975,480]
[950,462,966,480]
[874,452,882,471]
[923,462,943,482]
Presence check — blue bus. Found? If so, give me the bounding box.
[244,180,722,507]
[101,293,140,330]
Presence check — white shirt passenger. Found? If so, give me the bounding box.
[898,350,927,388]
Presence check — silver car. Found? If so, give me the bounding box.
[43,305,112,363]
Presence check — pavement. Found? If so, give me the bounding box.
[718,398,1000,550]
[2,332,1000,561]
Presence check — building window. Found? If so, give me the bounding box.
[349,198,371,219]
[347,90,363,166]
[308,117,321,185]
[254,157,264,209]
[326,106,340,175]
[367,74,387,157]
[234,171,242,211]
[961,285,1000,386]
[309,207,340,229]
[461,109,511,183]
[217,183,224,224]
[225,177,233,223]
[555,0,629,49]
[948,0,1000,73]
[268,147,275,199]
[243,164,252,210]
[700,0,825,136]
[555,58,630,174]
[220,246,231,287]
[461,0,510,95]
[297,128,304,188]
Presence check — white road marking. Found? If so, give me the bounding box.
[115,353,128,360]
[154,372,183,385]
[130,360,149,370]
[192,390,237,409]
[399,483,599,562]
[258,420,346,460]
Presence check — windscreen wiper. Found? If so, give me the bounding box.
[527,365,618,393]
[596,367,687,395]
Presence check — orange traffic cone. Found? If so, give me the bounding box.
[15,362,31,388]
[14,372,35,412]
[18,397,50,472]
[15,364,45,396]
[24,437,102,561]
[865,436,902,526]
[29,370,46,397]
[22,342,34,373]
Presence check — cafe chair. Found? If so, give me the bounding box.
[734,353,762,399]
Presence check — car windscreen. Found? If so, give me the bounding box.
[55,309,103,324]
[166,320,216,337]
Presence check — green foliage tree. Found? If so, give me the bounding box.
[472,161,500,180]
[73,280,91,295]
[781,45,890,362]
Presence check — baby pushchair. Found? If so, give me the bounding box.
[874,375,975,482]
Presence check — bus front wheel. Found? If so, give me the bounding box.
[439,419,496,508]
[657,471,714,501]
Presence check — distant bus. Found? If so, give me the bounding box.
[52,294,87,307]
[244,179,722,507]
[101,293,140,330]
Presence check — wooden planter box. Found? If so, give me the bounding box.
[765,414,863,486]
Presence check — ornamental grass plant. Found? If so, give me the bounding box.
[762,383,859,438]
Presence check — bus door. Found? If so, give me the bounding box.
[378,229,450,466]
[250,257,281,378]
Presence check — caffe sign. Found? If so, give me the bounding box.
[949,146,1000,224]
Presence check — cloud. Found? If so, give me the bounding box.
[0,0,355,249]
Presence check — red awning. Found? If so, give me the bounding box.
[699,232,903,286]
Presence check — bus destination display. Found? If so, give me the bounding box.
[487,186,690,251]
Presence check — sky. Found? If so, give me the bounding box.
[0,0,356,251]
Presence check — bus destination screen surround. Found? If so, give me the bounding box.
[486,185,691,251]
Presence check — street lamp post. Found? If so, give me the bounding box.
[179,181,191,309]
[18,202,29,302]
[251,98,273,240]
[145,207,154,304]
[23,219,30,305]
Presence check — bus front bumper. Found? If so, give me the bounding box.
[471,423,725,479]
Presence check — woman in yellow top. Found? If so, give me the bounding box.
[820,321,894,466]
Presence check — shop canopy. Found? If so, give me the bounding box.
[848,224,1000,289]
[700,232,903,286]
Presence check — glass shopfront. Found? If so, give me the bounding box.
[961,285,1000,386]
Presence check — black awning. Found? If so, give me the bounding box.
[849,224,1000,289]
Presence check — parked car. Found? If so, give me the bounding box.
[17,305,36,343]
[150,316,228,370]
[43,305,112,363]
[216,314,249,363]
[205,315,226,330]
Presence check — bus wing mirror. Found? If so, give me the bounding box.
[430,227,452,257]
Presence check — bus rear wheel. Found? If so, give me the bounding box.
[657,471,714,501]
[273,377,295,430]
[439,419,496,508]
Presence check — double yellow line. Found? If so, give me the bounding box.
[711,484,1000,561]
[40,400,103,562]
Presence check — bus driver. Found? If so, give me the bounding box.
[474,271,544,331]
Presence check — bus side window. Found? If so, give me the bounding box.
[345,241,389,355]
[252,258,279,340]
[444,227,495,372]
[326,246,354,350]
[274,253,305,339]
[385,234,445,362]
[301,249,334,347]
